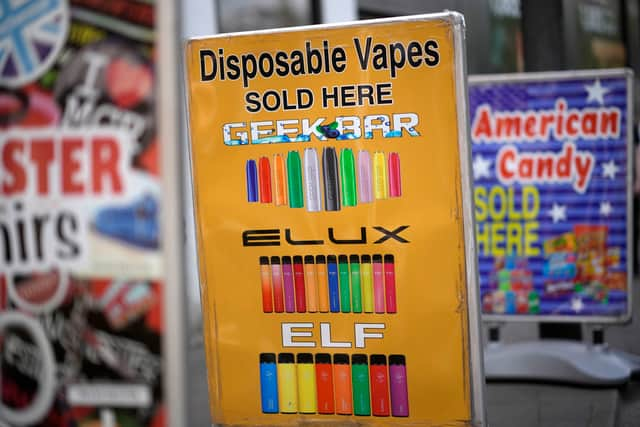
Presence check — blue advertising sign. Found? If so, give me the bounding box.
[469,70,632,321]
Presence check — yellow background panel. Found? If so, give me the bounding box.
[186,16,474,426]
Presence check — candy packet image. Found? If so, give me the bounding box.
[516,291,529,313]
[541,233,578,297]
[544,280,576,296]
[604,271,627,291]
[482,292,494,313]
[492,290,506,314]
[576,251,607,283]
[543,252,577,282]
[497,269,512,291]
[493,256,506,271]
[574,224,608,283]
[544,232,576,257]
[606,247,621,268]
[510,268,533,291]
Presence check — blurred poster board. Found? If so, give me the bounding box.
[217,0,313,33]
[469,69,633,322]
[0,1,170,425]
[575,0,626,68]
[185,13,484,426]
[487,0,524,73]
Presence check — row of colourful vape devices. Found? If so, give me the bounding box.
[246,148,402,210]
[260,353,409,417]
[260,254,397,314]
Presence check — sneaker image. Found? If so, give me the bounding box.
[93,195,159,249]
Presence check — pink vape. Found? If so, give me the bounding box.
[372,254,385,313]
[358,150,373,203]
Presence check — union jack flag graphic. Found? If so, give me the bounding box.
[0,0,68,87]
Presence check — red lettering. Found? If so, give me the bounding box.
[488,142,594,193]
[536,157,554,179]
[556,143,573,178]
[498,147,516,180]
[30,139,54,195]
[472,107,492,140]
[555,100,566,138]
[600,111,619,136]
[470,99,621,143]
[92,137,122,193]
[574,154,593,193]
[496,115,521,139]
[62,138,84,194]
[1,132,129,197]
[582,112,597,135]
[524,115,536,138]
[539,114,554,139]
[566,112,579,137]
[2,139,26,195]
[518,157,533,178]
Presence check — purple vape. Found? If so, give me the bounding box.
[389,355,409,417]
[282,256,295,313]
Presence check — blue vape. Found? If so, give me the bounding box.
[246,160,259,202]
[327,255,340,312]
[260,353,279,413]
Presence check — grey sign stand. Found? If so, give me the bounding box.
[159,0,189,426]
[484,324,640,386]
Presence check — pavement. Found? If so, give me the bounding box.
[486,384,618,427]
[186,283,640,426]
[187,332,212,426]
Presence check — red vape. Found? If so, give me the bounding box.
[315,353,335,414]
[373,254,385,313]
[258,156,272,203]
[370,354,390,416]
[293,255,307,312]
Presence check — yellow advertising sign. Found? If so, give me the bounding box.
[185,13,484,426]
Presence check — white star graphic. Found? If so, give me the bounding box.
[600,201,613,217]
[585,79,610,105]
[571,297,584,313]
[548,203,567,223]
[602,160,619,179]
[473,155,492,180]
